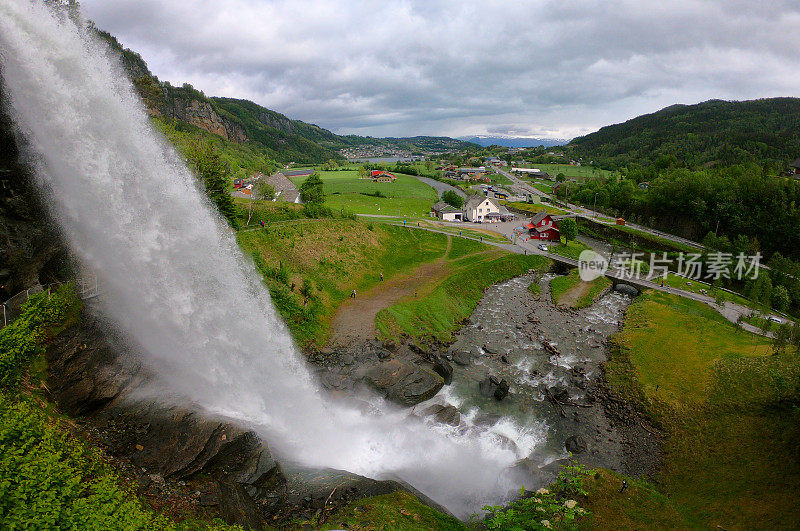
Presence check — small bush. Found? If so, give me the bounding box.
[483,462,591,530]
[0,285,79,391]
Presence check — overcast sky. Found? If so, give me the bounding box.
[81,0,800,140]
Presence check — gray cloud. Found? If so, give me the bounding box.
[81,0,800,139]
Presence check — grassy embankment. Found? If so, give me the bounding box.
[287,169,438,218]
[315,491,466,531]
[550,239,591,260]
[375,246,548,343]
[500,201,569,216]
[589,289,800,528]
[550,269,612,309]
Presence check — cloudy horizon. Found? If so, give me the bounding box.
[81,0,800,140]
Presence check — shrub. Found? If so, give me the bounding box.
[483,462,591,530]
[0,396,169,529]
[0,285,79,392]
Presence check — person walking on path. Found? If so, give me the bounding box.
[380,272,384,281]
[350,289,356,298]
[260,220,265,228]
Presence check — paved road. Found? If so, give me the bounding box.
[494,166,705,250]
[414,175,467,199]
[373,215,782,337]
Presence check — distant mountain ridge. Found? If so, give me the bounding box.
[458,135,568,148]
[97,30,475,163]
[568,98,800,169]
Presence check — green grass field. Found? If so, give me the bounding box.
[602,289,800,528]
[288,170,439,217]
[551,239,591,260]
[663,273,754,307]
[515,163,611,180]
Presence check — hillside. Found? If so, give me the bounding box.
[568,98,800,170]
[96,30,475,164]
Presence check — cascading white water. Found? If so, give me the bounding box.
[0,1,542,516]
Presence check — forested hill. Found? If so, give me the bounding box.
[568,98,800,170]
[96,30,474,163]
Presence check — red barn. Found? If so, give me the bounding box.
[526,211,561,241]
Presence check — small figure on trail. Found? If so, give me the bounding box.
[480,236,483,242]
[459,231,462,236]
[351,289,356,298]
[260,220,265,228]
[524,249,527,255]
[619,479,628,493]
[380,272,384,281]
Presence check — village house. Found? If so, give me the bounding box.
[370,170,397,182]
[526,210,561,241]
[790,159,800,175]
[464,194,501,222]
[430,201,464,222]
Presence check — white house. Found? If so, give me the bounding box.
[430,201,464,222]
[464,194,501,222]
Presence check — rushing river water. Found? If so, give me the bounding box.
[418,272,634,470]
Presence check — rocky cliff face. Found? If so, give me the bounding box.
[160,94,248,142]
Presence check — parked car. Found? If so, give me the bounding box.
[538,244,549,251]
[768,316,783,324]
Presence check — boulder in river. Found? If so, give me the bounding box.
[431,355,453,385]
[565,435,587,454]
[364,358,444,406]
[450,350,472,366]
[422,404,461,426]
[494,379,510,400]
[479,375,510,401]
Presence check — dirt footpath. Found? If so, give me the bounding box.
[329,236,452,347]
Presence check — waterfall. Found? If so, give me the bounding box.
[0,1,540,516]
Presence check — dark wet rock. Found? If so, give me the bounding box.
[382,339,397,351]
[431,355,453,385]
[422,404,461,426]
[473,412,502,427]
[451,350,472,366]
[479,375,509,401]
[377,349,391,359]
[550,384,569,402]
[272,465,455,525]
[494,379,510,400]
[199,492,220,507]
[364,359,444,406]
[565,435,587,454]
[216,479,267,529]
[500,354,510,364]
[479,376,498,398]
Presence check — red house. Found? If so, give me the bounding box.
[526,211,561,241]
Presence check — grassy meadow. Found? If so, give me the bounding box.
[602,289,800,528]
[511,163,612,180]
[287,169,439,217]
